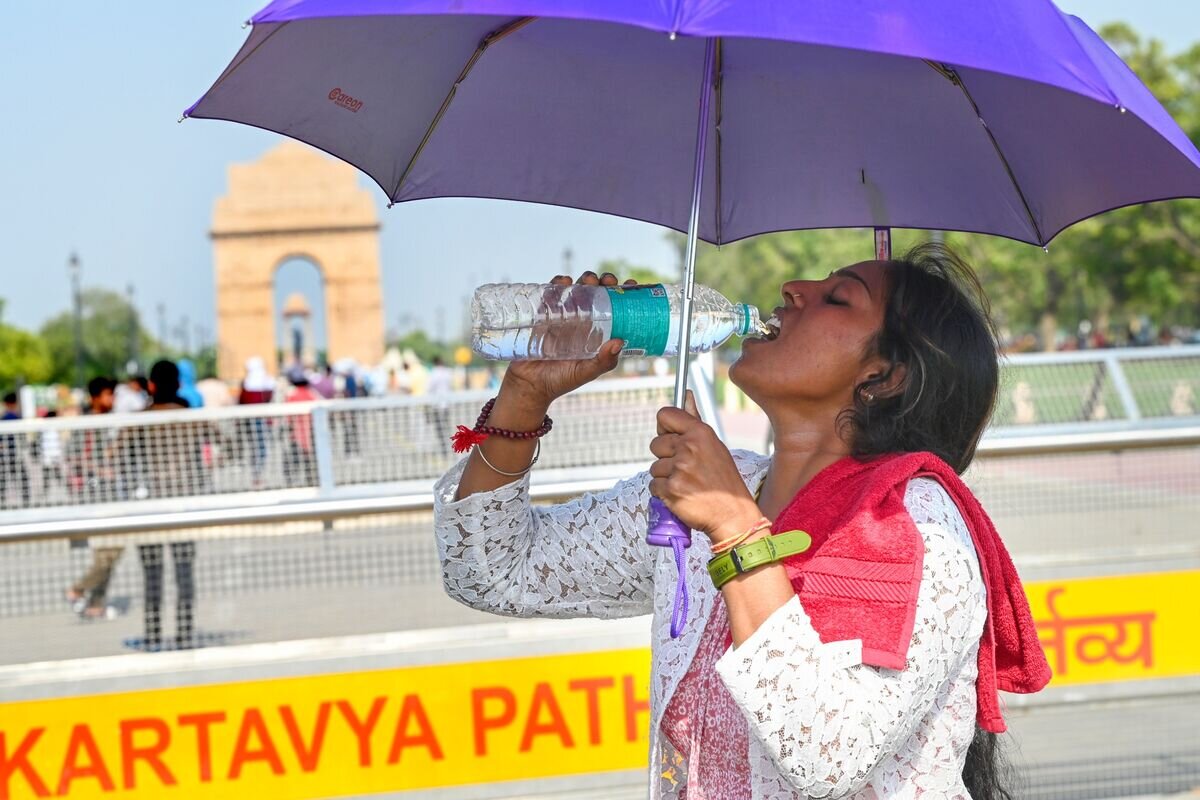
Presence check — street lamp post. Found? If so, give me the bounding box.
[157,303,168,357]
[126,283,140,375]
[68,252,84,390]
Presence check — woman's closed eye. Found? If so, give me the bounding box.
[824,293,848,306]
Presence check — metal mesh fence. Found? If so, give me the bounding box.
[0,376,673,512]
[4,348,1198,513]
[2,440,1196,656]
[1122,352,1200,419]
[967,444,1200,564]
[994,346,1199,426]
[0,406,318,510]
[328,378,672,487]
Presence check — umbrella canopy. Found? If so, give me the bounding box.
[187,0,1200,247]
[188,1,1200,639]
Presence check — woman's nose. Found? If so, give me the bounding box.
[781,280,812,307]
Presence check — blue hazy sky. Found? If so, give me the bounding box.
[1,1,1197,350]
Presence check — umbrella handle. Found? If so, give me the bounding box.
[647,497,691,638]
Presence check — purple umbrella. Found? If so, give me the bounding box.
[187,0,1200,635]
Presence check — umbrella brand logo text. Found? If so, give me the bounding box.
[328,87,363,113]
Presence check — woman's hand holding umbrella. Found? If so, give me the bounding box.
[650,391,796,645]
[649,391,760,541]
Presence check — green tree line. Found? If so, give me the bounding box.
[0,289,205,389]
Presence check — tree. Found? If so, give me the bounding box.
[0,300,52,388]
[39,289,159,385]
[388,328,454,364]
[678,25,1200,350]
[686,228,930,331]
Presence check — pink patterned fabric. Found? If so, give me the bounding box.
[660,599,751,800]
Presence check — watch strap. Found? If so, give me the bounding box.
[707,529,812,590]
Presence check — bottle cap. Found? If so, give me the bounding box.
[737,303,763,337]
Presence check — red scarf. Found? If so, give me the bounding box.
[660,453,1051,797]
[769,451,1050,732]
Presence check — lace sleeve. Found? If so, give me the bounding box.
[714,478,986,798]
[433,456,656,620]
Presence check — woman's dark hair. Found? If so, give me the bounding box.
[845,242,1015,799]
[846,241,999,474]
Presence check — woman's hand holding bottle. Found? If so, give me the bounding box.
[455,272,631,499]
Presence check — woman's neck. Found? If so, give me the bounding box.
[760,415,851,519]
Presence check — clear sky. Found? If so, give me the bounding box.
[1,1,1197,351]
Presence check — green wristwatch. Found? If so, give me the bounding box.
[707,530,812,590]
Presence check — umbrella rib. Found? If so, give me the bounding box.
[188,23,292,117]
[389,17,536,204]
[924,61,1046,245]
[713,38,724,245]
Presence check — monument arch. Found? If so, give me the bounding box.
[211,142,384,381]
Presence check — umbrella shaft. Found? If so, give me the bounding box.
[674,37,718,409]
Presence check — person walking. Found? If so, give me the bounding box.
[434,254,1050,799]
[65,376,125,618]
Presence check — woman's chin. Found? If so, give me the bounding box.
[727,357,752,394]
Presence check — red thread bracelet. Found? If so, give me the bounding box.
[451,397,554,454]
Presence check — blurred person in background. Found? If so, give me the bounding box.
[64,376,123,619]
[284,367,318,486]
[38,409,64,492]
[313,364,337,399]
[339,361,362,455]
[177,359,204,408]
[197,374,235,409]
[389,363,415,396]
[114,375,150,413]
[130,360,199,649]
[239,356,275,487]
[0,392,30,507]
[426,356,453,454]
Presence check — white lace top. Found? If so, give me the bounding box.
[434,450,987,799]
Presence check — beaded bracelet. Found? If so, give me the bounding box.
[450,397,554,454]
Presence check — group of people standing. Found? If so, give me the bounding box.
[62,359,201,649]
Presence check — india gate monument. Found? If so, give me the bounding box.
[211,142,384,381]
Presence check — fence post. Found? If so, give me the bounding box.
[1105,354,1142,422]
[311,406,336,495]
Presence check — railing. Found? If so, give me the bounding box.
[0,374,684,518]
[3,345,1196,520]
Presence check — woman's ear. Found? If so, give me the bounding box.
[860,360,907,399]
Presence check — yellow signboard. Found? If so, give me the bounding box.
[3,571,1198,799]
[0,649,650,800]
[1026,570,1200,686]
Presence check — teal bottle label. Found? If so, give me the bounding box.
[607,284,671,356]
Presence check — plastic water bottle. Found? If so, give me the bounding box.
[471,283,767,360]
